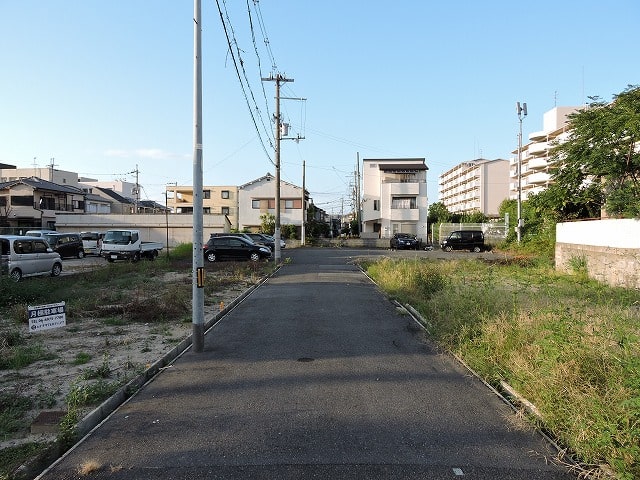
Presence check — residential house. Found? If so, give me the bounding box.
[0,177,85,229]
[237,173,306,234]
[361,158,429,240]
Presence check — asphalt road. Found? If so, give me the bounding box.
[38,247,573,479]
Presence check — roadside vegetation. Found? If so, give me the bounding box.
[361,255,640,479]
[0,244,272,479]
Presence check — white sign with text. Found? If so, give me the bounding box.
[28,301,66,332]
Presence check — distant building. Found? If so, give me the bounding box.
[166,185,240,228]
[237,173,306,234]
[361,158,428,239]
[510,106,581,200]
[438,158,509,217]
[0,177,85,229]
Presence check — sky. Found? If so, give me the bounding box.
[1,1,638,215]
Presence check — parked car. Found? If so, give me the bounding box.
[390,233,419,250]
[245,233,276,251]
[440,230,489,252]
[203,236,271,262]
[261,233,286,249]
[81,231,103,255]
[24,229,57,237]
[209,232,255,244]
[42,232,85,259]
[0,235,63,281]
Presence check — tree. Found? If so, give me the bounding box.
[260,213,275,235]
[428,202,451,225]
[546,85,640,218]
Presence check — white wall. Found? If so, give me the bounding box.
[556,219,640,248]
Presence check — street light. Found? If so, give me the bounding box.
[516,101,527,243]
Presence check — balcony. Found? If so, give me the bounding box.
[528,142,548,157]
[389,182,419,196]
[390,208,419,222]
[527,172,551,185]
[528,130,547,141]
[527,158,548,170]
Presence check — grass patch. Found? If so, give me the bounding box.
[363,256,640,479]
[0,442,44,478]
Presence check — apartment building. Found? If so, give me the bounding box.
[166,185,239,228]
[438,158,509,217]
[361,158,428,239]
[510,106,581,200]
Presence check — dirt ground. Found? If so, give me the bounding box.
[0,267,257,453]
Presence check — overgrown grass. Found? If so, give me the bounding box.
[363,256,640,479]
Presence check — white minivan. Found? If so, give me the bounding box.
[0,235,63,281]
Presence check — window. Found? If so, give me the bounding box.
[203,207,211,214]
[203,190,211,199]
[391,197,417,209]
[284,200,294,209]
[11,195,34,207]
[221,207,230,215]
[252,200,260,209]
[221,190,230,199]
[0,196,6,207]
[373,200,380,211]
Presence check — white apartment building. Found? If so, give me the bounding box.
[438,158,509,217]
[361,158,428,240]
[510,106,581,200]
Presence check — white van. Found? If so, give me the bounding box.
[80,232,103,255]
[0,235,63,281]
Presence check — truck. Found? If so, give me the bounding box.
[100,229,163,262]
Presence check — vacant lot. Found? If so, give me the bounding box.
[0,253,272,478]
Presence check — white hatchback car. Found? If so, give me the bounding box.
[0,235,63,281]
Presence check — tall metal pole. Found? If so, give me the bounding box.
[516,101,527,243]
[301,160,306,246]
[274,78,282,264]
[192,0,205,352]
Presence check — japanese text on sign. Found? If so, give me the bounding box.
[28,302,66,332]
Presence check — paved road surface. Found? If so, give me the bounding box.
[38,248,573,479]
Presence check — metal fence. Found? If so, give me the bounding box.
[434,222,508,245]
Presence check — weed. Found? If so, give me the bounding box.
[363,256,640,478]
[0,392,32,435]
[0,442,44,478]
[73,352,91,365]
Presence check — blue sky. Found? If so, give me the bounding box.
[1,1,638,214]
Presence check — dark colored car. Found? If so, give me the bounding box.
[440,230,489,252]
[42,232,85,259]
[245,233,275,251]
[204,236,271,262]
[390,233,419,250]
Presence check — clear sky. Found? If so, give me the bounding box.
[1,1,638,214]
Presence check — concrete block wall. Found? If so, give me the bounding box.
[555,219,640,289]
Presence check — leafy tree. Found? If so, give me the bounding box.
[428,202,451,225]
[260,213,275,235]
[547,85,640,218]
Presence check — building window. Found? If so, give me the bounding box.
[11,195,34,207]
[221,190,230,199]
[373,200,380,211]
[203,207,211,214]
[284,200,294,209]
[221,207,230,215]
[203,190,211,199]
[252,200,260,209]
[391,197,417,209]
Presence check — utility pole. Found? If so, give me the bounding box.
[356,152,362,236]
[516,101,527,243]
[301,160,306,246]
[192,0,205,352]
[48,158,57,182]
[261,73,293,264]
